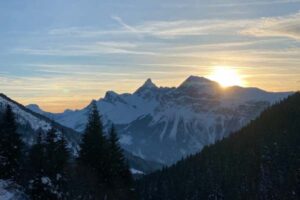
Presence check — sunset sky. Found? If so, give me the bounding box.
[0,0,300,112]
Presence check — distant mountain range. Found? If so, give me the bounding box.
[25,76,292,164]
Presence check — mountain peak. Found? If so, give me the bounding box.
[179,76,215,88]
[26,104,46,115]
[134,78,158,94]
[142,78,157,89]
[27,104,41,110]
[105,91,119,99]
[186,75,212,83]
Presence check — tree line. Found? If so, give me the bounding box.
[0,102,136,200]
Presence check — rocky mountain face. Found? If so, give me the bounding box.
[26,76,292,165]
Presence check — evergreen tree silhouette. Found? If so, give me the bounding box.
[107,125,136,200]
[28,131,55,200]
[28,129,70,200]
[0,105,23,179]
[77,101,110,198]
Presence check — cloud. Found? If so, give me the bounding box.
[162,0,300,8]
[241,12,300,40]
[131,19,254,39]
[111,16,140,34]
[206,0,300,7]
[48,15,142,38]
[15,41,156,56]
[135,12,300,40]
[47,19,253,40]
[46,11,300,41]
[48,27,125,37]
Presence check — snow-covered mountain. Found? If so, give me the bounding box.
[0,94,161,173]
[0,94,80,155]
[26,76,292,164]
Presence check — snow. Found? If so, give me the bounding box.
[119,135,133,145]
[0,180,14,200]
[0,180,28,200]
[0,94,80,156]
[130,168,145,175]
[179,76,215,87]
[169,115,179,140]
[159,121,169,141]
[23,76,292,164]
[0,96,52,132]
[41,177,50,185]
[135,78,157,93]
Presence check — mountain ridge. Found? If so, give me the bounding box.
[25,76,293,164]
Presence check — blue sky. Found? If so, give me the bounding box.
[0,0,300,111]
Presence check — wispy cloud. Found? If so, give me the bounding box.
[132,12,300,40]
[47,12,300,40]
[205,0,300,7]
[15,41,157,56]
[48,27,125,37]
[111,16,140,34]
[46,19,247,39]
[241,11,300,40]
[12,11,300,72]
[48,15,142,38]
[162,0,300,8]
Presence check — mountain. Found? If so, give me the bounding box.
[0,94,161,174]
[0,94,80,155]
[26,76,292,164]
[137,92,300,200]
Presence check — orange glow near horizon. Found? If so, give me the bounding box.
[5,66,298,113]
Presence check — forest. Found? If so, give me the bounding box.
[0,102,135,200]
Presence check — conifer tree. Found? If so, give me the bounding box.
[28,131,56,200]
[44,128,69,177]
[0,105,23,179]
[108,125,132,181]
[77,101,110,197]
[76,103,137,199]
[45,128,57,176]
[108,125,126,180]
[55,136,70,175]
[53,135,70,198]
[45,128,70,199]
[107,125,135,200]
[28,129,70,200]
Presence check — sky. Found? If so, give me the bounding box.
[0,0,300,112]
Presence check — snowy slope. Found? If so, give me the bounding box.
[0,94,162,173]
[27,76,292,164]
[0,94,80,153]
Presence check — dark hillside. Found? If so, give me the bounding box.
[138,93,300,200]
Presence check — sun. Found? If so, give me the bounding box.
[208,66,244,87]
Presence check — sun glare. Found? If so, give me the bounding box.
[208,66,244,87]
